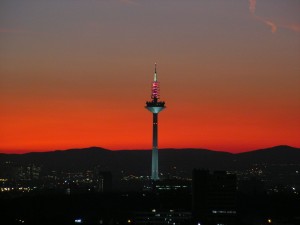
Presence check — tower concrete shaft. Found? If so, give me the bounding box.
[146,64,165,181]
[151,113,159,180]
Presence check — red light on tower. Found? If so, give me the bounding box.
[151,63,160,100]
[151,82,159,99]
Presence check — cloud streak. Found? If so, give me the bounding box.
[283,24,300,32]
[254,16,277,33]
[248,0,299,34]
[248,0,277,33]
[249,0,256,14]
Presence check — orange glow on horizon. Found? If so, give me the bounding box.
[1,1,299,154]
[1,95,299,154]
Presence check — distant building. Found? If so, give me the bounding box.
[192,170,237,225]
[93,169,112,192]
[133,209,191,225]
[17,164,41,181]
[150,179,191,192]
[238,177,265,194]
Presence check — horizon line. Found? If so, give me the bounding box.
[0,144,298,155]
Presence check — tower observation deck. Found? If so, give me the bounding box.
[145,64,166,181]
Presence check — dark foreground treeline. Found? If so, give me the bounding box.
[0,191,191,225]
[0,191,299,225]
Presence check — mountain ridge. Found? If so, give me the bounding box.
[0,145,300,173]
[3,145,299,156]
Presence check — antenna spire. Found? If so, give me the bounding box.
[154,63,157,82]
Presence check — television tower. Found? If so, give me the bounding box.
[145,64,166,181]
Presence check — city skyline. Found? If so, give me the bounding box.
[1,0,300,153]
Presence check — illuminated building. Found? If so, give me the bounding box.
[152,179,191,192]
[17,164,41,181]
[145,64,166,181]
[93,169,112,192]
[133,209,191,224]
[192,170,237,225]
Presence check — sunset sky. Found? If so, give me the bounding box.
[1,0,299,153]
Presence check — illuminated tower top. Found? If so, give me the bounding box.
[151,63,159,101]
[147,64,165,110]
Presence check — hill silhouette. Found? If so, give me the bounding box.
[0,145,299,178]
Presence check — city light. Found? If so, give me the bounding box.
[75,219,82,223]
